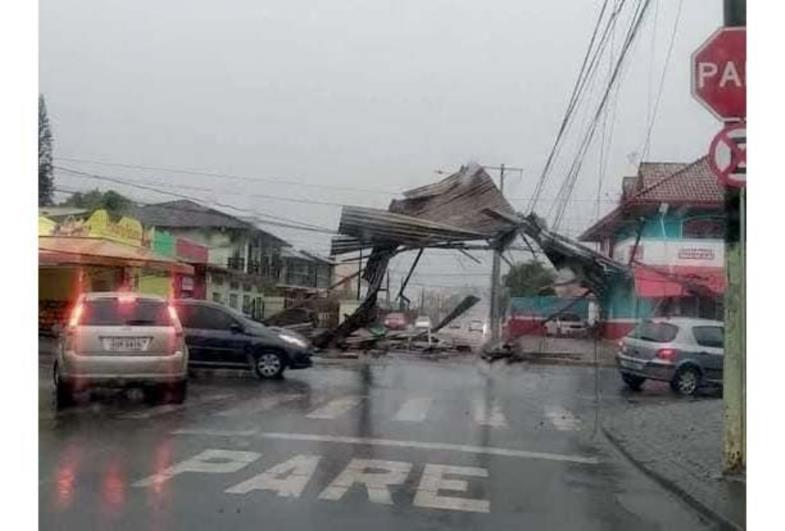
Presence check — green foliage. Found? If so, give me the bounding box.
[61,189,131,217]
[39,95,54,206]
[503,261,556,297]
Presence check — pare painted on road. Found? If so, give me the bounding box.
[133,448,491,513]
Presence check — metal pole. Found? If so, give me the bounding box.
[489,164,505,342]
[721,0,745,475]
[357,246,363,301]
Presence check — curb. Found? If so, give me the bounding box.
[602,425,743,531]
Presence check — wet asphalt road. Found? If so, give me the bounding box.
[39,355,716,530]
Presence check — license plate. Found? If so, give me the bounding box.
[104,337,150,352]
[620,359,643,370]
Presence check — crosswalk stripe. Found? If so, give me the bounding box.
[393,397,433,422]
[118,393,232,420]
[472,399,508,428]
[216,393,303,417]
[306,396,363,419]
[544,405,581,431]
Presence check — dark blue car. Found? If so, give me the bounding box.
[173,299,313,379]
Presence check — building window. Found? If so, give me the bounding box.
[230,281,240,290]
[243,283,252,292]
[212,274,224,286]
[229,293,239,309]
[242,294,251,314]
[682,218,724,239]
[212,292,222,303]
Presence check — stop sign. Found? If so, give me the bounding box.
[691,27,746,121]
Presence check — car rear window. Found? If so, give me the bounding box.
[80,299,172,326]
[560,313,580,322]
[692,326,724,348]
[629,321,678,343]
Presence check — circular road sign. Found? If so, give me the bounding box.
[708,122,746,188]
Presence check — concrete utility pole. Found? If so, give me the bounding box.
[722,0,746,475]
[486,163,523,342]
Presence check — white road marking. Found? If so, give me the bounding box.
[118,393,232,420]
[393,397,433,422]
[306,396,363,419]
[318,458,412,505]
[472,398,508,428]
[172,428,259,437]
[258,432,599,465]
[226,454,321,498]
[414,464,490,513]
[216,393,303,417]
[544,406,581,431]
[133,449,260,487]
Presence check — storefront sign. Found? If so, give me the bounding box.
[176,238,209,263]
[677,248,716,261]
[151,229,176,257]
[85,210,144,247]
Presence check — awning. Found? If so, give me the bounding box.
[633,264,725,298]
[39,236,194,275]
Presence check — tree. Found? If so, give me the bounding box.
[503,261,556,298]
[39,94,54,206]
[61,189,131,216]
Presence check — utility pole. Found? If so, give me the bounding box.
[485,163,523,342]
[357,247,363,301]
[722,0,745,475]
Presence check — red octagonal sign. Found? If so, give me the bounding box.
[691,27,746,121]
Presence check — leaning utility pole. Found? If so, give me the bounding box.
[722,0,746,475]
[486,163,524,342]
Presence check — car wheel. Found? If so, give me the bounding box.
[255,351,286,379]
[167,381,187,404]
[621,373,645,391]
[53,364,74,409]
[671,367,701,396]
[143,386,163,405]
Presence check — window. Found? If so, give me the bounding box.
[80,299,171,326]
[242,294,251,313]
[243,283,252,292]
[627,321,678,343]
[693,326,724,348]
[212,274,224,286]
[230,281,240,290]
[187,305,237,330]
[212,292,222,303]
[229,293,239,309]
[682,218,724,239]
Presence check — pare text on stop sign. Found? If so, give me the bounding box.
[697,60,744,90]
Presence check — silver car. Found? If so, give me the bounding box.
[616,317,724,396]
[54,292,188,408]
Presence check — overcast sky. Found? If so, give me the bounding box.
[40,0,724,291]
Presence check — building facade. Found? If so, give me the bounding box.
[579,157,726,339]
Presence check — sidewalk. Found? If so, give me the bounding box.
[603,399,745,530]
[507,336,617,367]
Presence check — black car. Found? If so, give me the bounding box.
[173,299,313,379]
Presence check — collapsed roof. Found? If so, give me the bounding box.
[330,163,516,256]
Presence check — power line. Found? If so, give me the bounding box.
[527,0,613,214]
[639,0,684,160]
[54,156,400,196]
[550,0,653,230]
[52,178,340,237]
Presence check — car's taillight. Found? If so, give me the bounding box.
[655,348,678,361]
[68,303,84,329]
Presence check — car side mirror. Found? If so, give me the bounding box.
[230,323,244,334]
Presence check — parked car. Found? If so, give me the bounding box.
[616,317,724,396]
[447,322,462,330]
[468,320,486,334]
[545,313,588,337]
[173,299,313,379]
[54,292,189,408]
[383,312,408,330]
[414,315,433,331]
